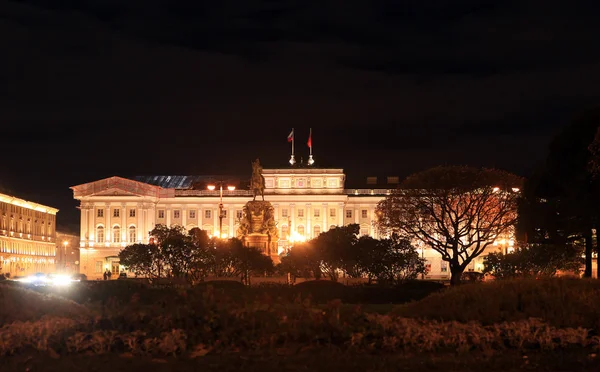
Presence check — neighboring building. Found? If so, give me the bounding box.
[55,231,80,274]
[0,192,58,277]
[71,166,511,280]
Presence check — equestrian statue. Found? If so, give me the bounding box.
[251,158,266,201]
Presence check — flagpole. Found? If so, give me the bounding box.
[308,128,314,165]
[289,128,296,165]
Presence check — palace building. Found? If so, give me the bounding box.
[0,192,58,277]
[71,165,507,280]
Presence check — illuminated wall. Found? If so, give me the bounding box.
[0,193,58,277]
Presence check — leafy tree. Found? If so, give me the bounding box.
[118,243,163,281]
[211,238,274,284]
[187,228,215,283]
[520,110,600,278]
[150,224,194,279]
[376,166,522,285]
[483,242,584,279]
[277,242,322,281]
[311,224,360,281]
[372,234,426,285]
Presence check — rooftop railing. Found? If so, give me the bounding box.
[174,189,393,197]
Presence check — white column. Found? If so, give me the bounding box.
[182,207,187,228]
[338,203,344,227]
[137,203,143,242]
[166,206,171,227]
[88,204,94,244]
[147,205,156,241]
[305,203,311,238]
[322,203,328,231]
[369,206,374,237]
[80,203,88,246]
[354,206,359,224]
[121,203,126,242]
[105,203,111,242]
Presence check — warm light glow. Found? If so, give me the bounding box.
[512,188,520,192]
[227,186,236,191]
[207,185,216,191]
[288,230,306,243]
[63,241,68,247]
[492,187,500,192]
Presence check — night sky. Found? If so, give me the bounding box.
[2,0,600,231]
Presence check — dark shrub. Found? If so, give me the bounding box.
[195,280,246,291]
[394,278,600,331]
[293,280,348,303]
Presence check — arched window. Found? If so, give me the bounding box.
[281,225,288,240]
[360,224,369,236]
[96,226,104,243]
[297,225,305,236]
[313,225,321,237]
[113,226,121,243]
[128,226,136,243]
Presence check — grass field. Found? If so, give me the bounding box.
[1,279,600,371]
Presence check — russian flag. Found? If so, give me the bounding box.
[287,129,294,142]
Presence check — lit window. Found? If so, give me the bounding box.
[282,209,288,218]
[174,210,180,219]
[314,225,321,236]
[330,209,336,217]
[441,260,448,273]
[95,261,103,273]
[113,209,120,218]
[222,210,228,218]
[314,209,320,217]
[346,210,352,218]
[129,226,136,243]
[189,210,196,219]
[97,209,104,218]
[205,210,212,219]
[129,209,136,218]
[360,228,368,236]
[361,210,368,218]
[113,226,121,243]
[96,226,104,243]
[297,225,305,235]
[236,210,243,219]
[158,210,165,219]
[298,209,304,217]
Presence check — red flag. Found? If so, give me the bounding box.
[307,128,312,148]
[287,129,294,142]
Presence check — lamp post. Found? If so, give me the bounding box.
[207,182,236,239]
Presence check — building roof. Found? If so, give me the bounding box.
[130,175,249,190]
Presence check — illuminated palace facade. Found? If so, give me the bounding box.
[72,167,508,280]
[0,192,58,277]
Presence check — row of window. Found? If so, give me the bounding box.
[95,207,374,221]
[97,209,137,218]
[0,217,53,236]
[0,203,56,221]
[96,226,137,244]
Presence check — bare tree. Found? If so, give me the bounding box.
[376,166,522,285]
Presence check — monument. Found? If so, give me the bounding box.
[237,159,280,261]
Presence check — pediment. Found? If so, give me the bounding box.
[90,188,143,197]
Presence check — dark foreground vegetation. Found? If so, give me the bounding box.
[1,279,600,371]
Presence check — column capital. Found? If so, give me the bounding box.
[322,203,329,207]
[305,203,311,207]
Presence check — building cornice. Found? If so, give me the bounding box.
[0,193,59,214]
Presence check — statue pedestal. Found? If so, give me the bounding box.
[237,199,280,263]
[244,234,280,263]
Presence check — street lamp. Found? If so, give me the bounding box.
[207,182,236,239]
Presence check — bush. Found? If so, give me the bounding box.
[0,284,90,325]
[394,279,600,331]
[293,280,348,302]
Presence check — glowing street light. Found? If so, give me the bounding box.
[207,182,236,239]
